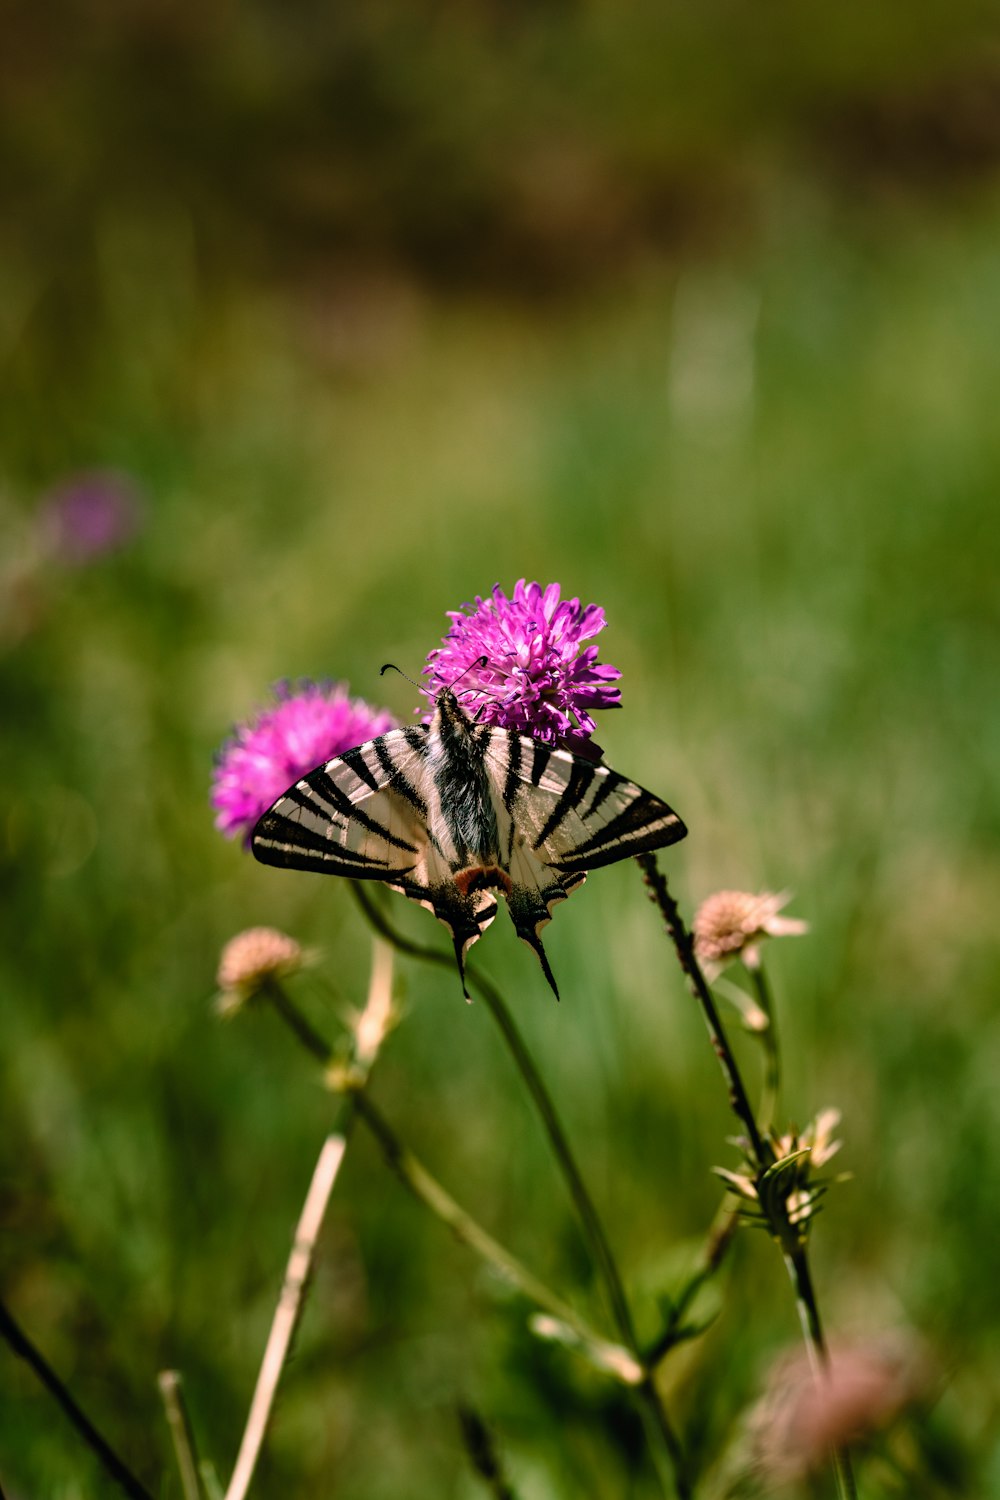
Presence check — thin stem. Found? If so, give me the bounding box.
[263,981,638,1379]
[478,974,637,1342]
[224,1129,350,1500]
[748,965,781,1136]
[785,1251,857,1500]
[636,856,768,1166]
[644,1199,738,1368]
[473,976,690,1493]
[352,1090,640,1379]
[263,977,331,1064]
[352,886,690,1499]
[354,888,635,1336]
[0,1299,153,1500]
[157,1370,204,1500]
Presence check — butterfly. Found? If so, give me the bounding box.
[251,684,687,998]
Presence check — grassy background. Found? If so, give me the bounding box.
[3,6,1000,1496]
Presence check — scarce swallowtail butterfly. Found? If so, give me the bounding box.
[251,680,687,998]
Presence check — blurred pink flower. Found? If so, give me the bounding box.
[750,1336,927,1482]
[40,471,142,563]
[212,681,396,845]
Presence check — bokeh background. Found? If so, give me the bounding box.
[3,3,1000,1495]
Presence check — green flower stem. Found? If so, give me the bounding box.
[469,977,690,1495]
[644,1200,738,1368]
[262,981,636,1386]
[158,1371,205,1500]
[352,888,633,1333]
[748,965,780,1136]
[0,1299,154,1500]
[635,855,768,1166]
[262,976,331,1063]
[351,1089,640,1375]
[352,887,691,1500]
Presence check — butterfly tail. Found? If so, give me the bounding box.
[505,869,586,1002]
[430,887,499,1003]
[517,924,561,1001]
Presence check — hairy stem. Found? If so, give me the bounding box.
[0,1299,153,1500]
[636,857,855,1499]
[635,856,767,1165]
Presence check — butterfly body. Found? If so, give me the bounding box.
[252,689,686,998]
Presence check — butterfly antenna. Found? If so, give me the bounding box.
[379,662,424,692]
[447,654,489,693]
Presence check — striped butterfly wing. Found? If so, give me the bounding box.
[251,728,500,985]
[487,733,687,875]
[252,729,430,880]
[483,730,687,994]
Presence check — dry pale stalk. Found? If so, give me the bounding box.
[224,1132,348,1500]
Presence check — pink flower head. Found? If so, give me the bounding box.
[423,580,621,755]
[211,681,397,845]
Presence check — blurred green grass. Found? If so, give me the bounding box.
[3,19,1000,1492]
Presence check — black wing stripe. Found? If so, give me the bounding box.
[339,746,381,792]
[308,768,418,853]
[529,743,550,787]
[579,768,620,821]
[254,811,399,869]
[372,738,428,817]
[531,760,597,851]
[555,806,686,871]
[282,783,339,821]
[256,850,390,877]
[502,733,522,813]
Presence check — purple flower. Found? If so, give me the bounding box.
[212,681,397,845]
[40,471,142,564]
[424,580,622,754]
